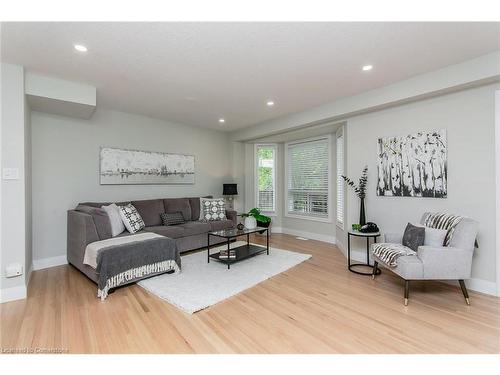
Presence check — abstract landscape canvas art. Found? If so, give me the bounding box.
[376,129,447,198]
[100,147,195,185]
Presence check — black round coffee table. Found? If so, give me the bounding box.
[347,230,382,276]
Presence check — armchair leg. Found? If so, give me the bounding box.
[372,261,378,280]
[459,280,470,305]
[404,280,410,306]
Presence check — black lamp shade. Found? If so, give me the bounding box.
[223,183,238,195]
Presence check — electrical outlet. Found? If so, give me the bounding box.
[5,263,23,278]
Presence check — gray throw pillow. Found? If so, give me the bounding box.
[402,223,425,251]
[161,212,185,226]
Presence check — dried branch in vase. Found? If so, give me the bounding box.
[342,166,368,199]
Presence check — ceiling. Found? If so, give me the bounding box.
[2,22,499,131]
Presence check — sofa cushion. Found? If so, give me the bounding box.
[188,195,213,222]
[178,221,211,236]
[75,204,113,240]
[79,201,130,208]
[392,255,424,279]
[164,198,192,221]
[144,225,185,239]
[209,219,234,231]
[131,199,165,226]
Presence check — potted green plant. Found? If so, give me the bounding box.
[241,208,271,231]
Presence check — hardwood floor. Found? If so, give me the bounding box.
[1,233,500,353]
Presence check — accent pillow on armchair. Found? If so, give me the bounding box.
[402,223,425,251]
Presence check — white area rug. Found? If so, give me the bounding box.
[138,241,311,314]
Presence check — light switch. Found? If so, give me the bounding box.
[2,168,20,180]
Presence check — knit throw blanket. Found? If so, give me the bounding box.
[95,237,181,300]
[422,212,463,246]
[372,243,416,267]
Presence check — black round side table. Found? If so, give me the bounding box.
[347,230,382,276]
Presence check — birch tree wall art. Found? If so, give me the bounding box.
[376,129,447,198]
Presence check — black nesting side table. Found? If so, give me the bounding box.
[347,230,381,276]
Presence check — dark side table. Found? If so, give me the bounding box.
[347,230,382,276]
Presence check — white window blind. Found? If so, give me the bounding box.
[336,131,344,226]
[286,137,330,219]
[256,144,276,212]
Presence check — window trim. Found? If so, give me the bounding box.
[254,143,277,215]
[284,135,333,223]
[336,127,345,230]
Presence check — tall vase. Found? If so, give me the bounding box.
[359,198,366,226]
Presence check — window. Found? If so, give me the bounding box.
[285,136,331,221]
[336,129,344,227]
[255,144,276,213]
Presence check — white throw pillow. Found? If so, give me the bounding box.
[101,203,125,237]
[413,223,447,247]
[119,204,146,233]
[199,197,226,221]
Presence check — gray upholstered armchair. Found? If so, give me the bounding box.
[371,213,479,306]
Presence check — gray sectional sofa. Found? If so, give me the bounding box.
[67,196,237,284]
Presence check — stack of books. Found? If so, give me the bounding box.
[219,249,237,259]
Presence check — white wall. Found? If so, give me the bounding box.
[1,63,29,301]
[345,83,499,285]
[229,141,246,213]
[31,109,232,262]
[24,96,32,284]
[496,90,500,296]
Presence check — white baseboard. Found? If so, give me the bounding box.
[0,285,27,303]
[33,255,67,270]
[272,226,336,244]
[465,278,498,296]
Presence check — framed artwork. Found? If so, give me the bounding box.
[100,147,195,185]
[377,129,447,198]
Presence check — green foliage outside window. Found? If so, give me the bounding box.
[258,148,274,191]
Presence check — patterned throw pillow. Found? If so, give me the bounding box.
[118,204,145,233]
[200,198,226,221]
[161,212,185,226]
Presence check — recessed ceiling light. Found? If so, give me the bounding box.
[218,118,225,123]
[267,101,275,107]
[362,65,373,71]
[74,44,88,52]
